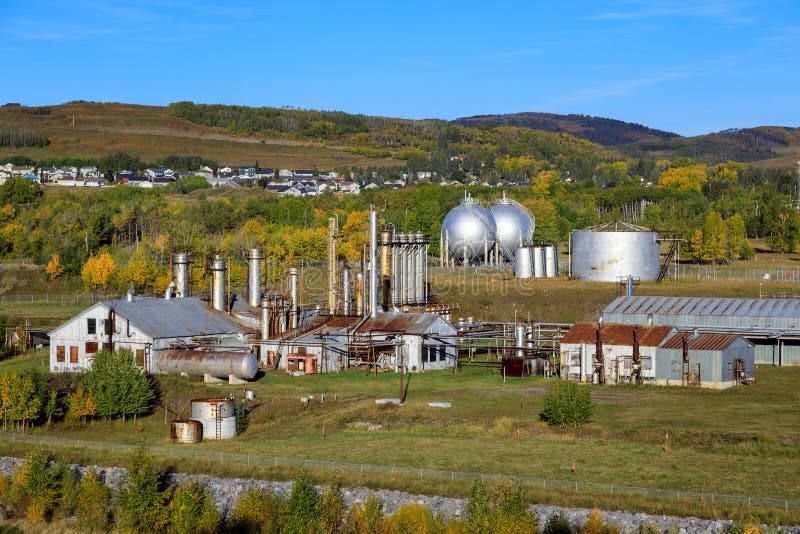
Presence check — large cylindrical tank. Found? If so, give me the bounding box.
[414,233,425,305]
[490,196,534,260]
[172,252,191,298]
[158,350,258,380]
[170,419,203,443]
[544,246,558,278]
[246,248,263,308]
[191,398,236,440]
[571,230,661,282]
[514,247,533,278]
[533,246,545,278]
[441,196,496,263]
[209,255,227,312]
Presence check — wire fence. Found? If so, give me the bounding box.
[0,294,117,306]
[668,265,800,284]
[1,431,797,512]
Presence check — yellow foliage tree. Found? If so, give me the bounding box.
[45,254,64,280]
[0,203,15,224]
[339,210,369,262]
[80,252,116,289]
[658,164,708,192]
[531,170,558,194]
[67,384,96,423]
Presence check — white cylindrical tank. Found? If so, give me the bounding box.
[191,398,237,440]
[441,195,496,264]
[571,230,661,282]
[246,248,263,308]
[533,246,545,278]
[514,247,533,278]
[490,195,534,260]
[544,246,558,278]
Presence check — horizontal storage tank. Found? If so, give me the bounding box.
[158,350,258,380]
[191,398,237,440]
[514,247,533,278]
[571,227,661,282]
[170,419,203,443]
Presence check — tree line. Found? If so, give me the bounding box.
[0,129,49,148]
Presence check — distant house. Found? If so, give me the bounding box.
[293,169,314,179]
[79,166,99,179]
[144,168,175,181]
[278,169,293,179]
[196,166,215,180]
[338,180,361,195]
[254,168,274,180]
[362,182,379,190]
[416,171,433,180]
[318,171,338,179]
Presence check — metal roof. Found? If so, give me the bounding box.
[661,333,743,351]
[102,297,244,339]
[603,296,800,320]
[357,312,454,335]
[561,323,673,347]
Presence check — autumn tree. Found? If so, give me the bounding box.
[66,383,96,423]
[80,252,116,289]
[0,372,42,431]
[45,254,64,280]
[659,164,708,192]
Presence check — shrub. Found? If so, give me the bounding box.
[730,516,765,534]
[344,495,383,534]
[286,471,321,533]
[384,502,446,534]
[465,479,537,534]
[75,470,110,533]
[540,381,595,429]
[581,507,619,534]
[544,512,573,534]
[320,484,345,534]
[13,446,59,523]
[227,488,287,533]
[168,482,219,534]
[54,462,80,521]
[114,446,168,533]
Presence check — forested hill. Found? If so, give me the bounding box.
[452,112,680,146]
[619,126,800,166]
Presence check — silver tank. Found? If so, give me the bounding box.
[533,246,545,278]
[514,247,533,278]
[571,230,661,282]
[172,252,190,298]
[158,350,258,380]
[544,246,558,278]
[246,248,263,308]
[490,196,534,260]
[441,195,496,263]
[209,255,227,312]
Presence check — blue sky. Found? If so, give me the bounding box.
[1,0,798,136]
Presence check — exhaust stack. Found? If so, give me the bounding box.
[342,262,352,315]
[210,255,227,312]
[246,248,263,308]
[288,267,299,328]
[369,206,378,318]
[327,216,338,314]
[172,252,190,298]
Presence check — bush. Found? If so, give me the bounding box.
[168,482,219,534]
[286,471,321,533]
[227,488,287,533]
[344,495,383,534]
[544,512,573,534]
[384,502,446,534]
[114,446,168,533]
[75,470,110,533]
[11,446,59,523]
[465,479,537,534]
[540,381,595,429]
[320,484,345,534]
[581,508,619,534]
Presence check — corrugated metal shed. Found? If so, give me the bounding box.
[102,297,244,339]
[661,333,741,351]
[561,323,673,346]
[357,312,444,335]
[602,296,800,330]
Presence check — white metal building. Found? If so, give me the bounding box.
[49,297,247,374]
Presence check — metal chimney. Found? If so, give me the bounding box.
[164,281,175,300]
[342,262,352,315]
[327,216,338,314]
[210,255,227,312]
[380,230,392,310]
[356,272,364,315]
[288,267,299,328]
[172,252,190,298]
[369,206,378,318]
[261,296,271,340]
[246,248,263,308]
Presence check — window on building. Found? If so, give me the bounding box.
[85,342,98,354]
[87,318,96,335]
[135,349,145,367]
[69,346,78,364]
[56,346,65,363]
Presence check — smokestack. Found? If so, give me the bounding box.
[380,230,392,310]
[246,248,264,308]
[172,252,190,298]
[164,281,175,300]
[261,296,271,340]
[369,206,378,318]
[288,267,299,328]
[356,272,363,315]
[210,255,227,312]
[342,262,352,315]
[327,216,338,314]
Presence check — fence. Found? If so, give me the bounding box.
[1,431,797,512]
[0,294,117,306]
[667,265,800,284]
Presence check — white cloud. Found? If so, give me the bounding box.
[587,0,753,24]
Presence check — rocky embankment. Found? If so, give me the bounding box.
[0,457,796,533]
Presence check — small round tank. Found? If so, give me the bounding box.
[441,195,496,263]
[170,419,203,443]
[191,398,237,440]
[571,225,660,282]
[490,195,534,260]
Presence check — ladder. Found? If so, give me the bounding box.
[215,401,222,439]
[657,239,680,283]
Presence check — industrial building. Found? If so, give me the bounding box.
[48,295,251,377]
[658,332,755,389]
[601,295,800,366]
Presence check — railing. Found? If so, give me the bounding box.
[1,431,797,512]
[668,265,800,284]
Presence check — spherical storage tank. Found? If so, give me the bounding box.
[490,194,534,259]
[441,194,496,263]
[570,223,660,282]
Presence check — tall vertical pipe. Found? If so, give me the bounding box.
[414,233,425,305]
[327,217,338,314]
[356,273,364,315]
[210,255,227,312]
[261,296,271,340]
[246,248,263,308]
[369,206,378,318]
[516,324,526,359]
[391,234,400,307]
[172,252,191,298]
[380,230,392,310]
[342,263,352,315]
[288,267,299,328]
